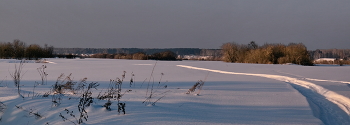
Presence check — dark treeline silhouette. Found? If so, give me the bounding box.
[149,51,177,60]
[54,54,79,59]
[54,48,211,55]
[0,39,54,60]
[91,51,178,60]
[221,41,313,66]
[54,48,222,60]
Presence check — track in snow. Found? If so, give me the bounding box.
[274,70,350,84]
[177,65,350,125]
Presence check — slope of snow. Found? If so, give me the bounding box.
[0,59,349,124]
[177,64,350,124]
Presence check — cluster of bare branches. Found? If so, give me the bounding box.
[59,109,78,125]
[51,92,63,107]
[52,73,89,95]
[98,79,122,110]
[51,74,66,106]
[55,76,99,124]
[98,71,130,114]
[3,60,180,124]
[143,90,170,106]
[9,60,26,98]
[143,62,169,106]
[77,82,99,124]
[30,65,49,98]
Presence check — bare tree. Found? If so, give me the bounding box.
[221,42,238,62]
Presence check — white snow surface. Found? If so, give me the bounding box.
[0,58,349,125]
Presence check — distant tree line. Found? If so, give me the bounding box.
[221,41,313,66]
[309,49,350,60]
[313,58,350,66]
[90,50,177,60]
[0,40,54,60]
[53,48,212,55]
[307,49,350,65]
[54,54,80,59]
[55,48,222,61]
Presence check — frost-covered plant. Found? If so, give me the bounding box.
[51,92,63,107]
[143,90,170,106]
[103,100,112,111]
[143,68,169,106]
[98,71,129,113]
[42,91,50,97]
[33,65,48,97]
[60,109,78,125]
[51,74,72,106]
[59,81,99,125]
[32,81,40,98]
[157,73,164,88]
[143,62,157,105]
[51,74,65,106]
[9,60,26,98]
[77,82,99,124]
[97,79,121,110]
[118,103,126,114]
[60,74,75,93]
[74,78,88,94]
[52,73,87,94]
[52,74,65,94]
[186,80,205,95]
[37,65,48,85]
[146,63,156,97]
[130,72,134,87]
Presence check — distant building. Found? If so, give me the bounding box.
[314,58,336,62]
[313,58,343,64]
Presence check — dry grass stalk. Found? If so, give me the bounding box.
[9,60,26,98]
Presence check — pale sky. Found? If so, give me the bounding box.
[0,0,349,50]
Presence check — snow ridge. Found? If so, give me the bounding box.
[177,65,350,124]
[274,70,350,84]
[305,78,350,84]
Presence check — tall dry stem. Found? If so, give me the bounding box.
[9,60,26,98]
[37,65,48,85]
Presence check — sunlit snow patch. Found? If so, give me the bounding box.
[305,78,350,84]
[43,60,57,64]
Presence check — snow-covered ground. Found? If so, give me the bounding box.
[0,58,349,125]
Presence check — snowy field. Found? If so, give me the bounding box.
[0,58,349,125]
